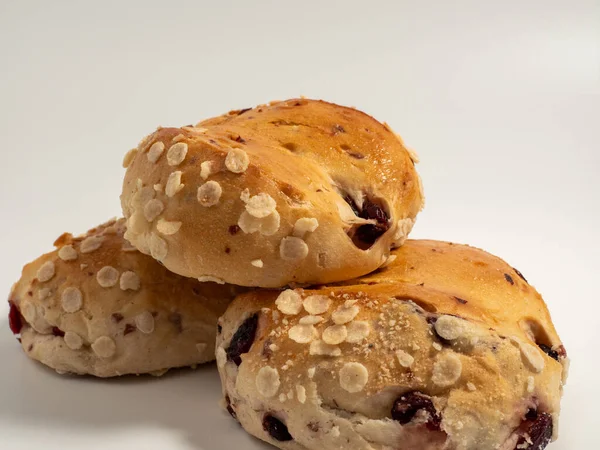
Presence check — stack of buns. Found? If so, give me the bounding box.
[7,99,567,450]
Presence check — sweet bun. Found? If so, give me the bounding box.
[7,218,241,377]
[215,240,567,450]
[120,98,424,287]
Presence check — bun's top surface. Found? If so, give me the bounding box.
[335,239,561,348]
[121,98,424,287]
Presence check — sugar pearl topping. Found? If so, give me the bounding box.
[225,148,249,173]
[280,237,308,261]
[346,321,370,343]
[122,148,138,168]
[309,340,341,356]
[167,142,188,166]
[61,287,83,313]
[97,266,119,287]
[58,245,78,261]
[332,302,360,324]
[238,210,280,236]
[156,219,182,235]
[197,181,222,207]
[147,142,165,163]
[135,311,155,334]
[144,199,164,222]
[256,366,280,397]
[80,235,104,253]
[339,362,369,393]
[288,324,317,343]
[432,353,463,387]
[276,290,303,315]
[434,315,469,340]
[92,336,116,358]
[166,171,184,197]
[245,193,276,218]
[149,233,168,261]
[119,271,140,291]
[322,325,347,345]
[303,295,331,315]
[395,349,414,368]
[292,218,319,238]
[200,161,213,180]
[64,332,83,350]
[36,261,55,282]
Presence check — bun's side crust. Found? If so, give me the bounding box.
[8,219,241,377]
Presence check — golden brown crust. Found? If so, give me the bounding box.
[120,99,424,287]
[216,240,566,450]
[8,218,241,377]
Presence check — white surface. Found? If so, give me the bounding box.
[0,0,598,448]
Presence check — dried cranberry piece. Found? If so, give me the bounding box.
[513,267,528,283]
[8,301,23,335]
[168,313,183,333]
[391,391,441,430]
[363,201,388,224]
[225,396,237,420]
[555,345,567,359]
[52,327,65,337]
[112,313,124,323]
[226,313,258,366]
[343,196,390,248]
[263,414,293,441]
[515,412,553,450]
[525,408,538,421]
[538,344,560,362]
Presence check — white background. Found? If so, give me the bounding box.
[0,1,598,449]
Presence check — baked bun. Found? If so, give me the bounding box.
[120,98,424,287]
[215,240,567,450]
[7,218,241,377]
